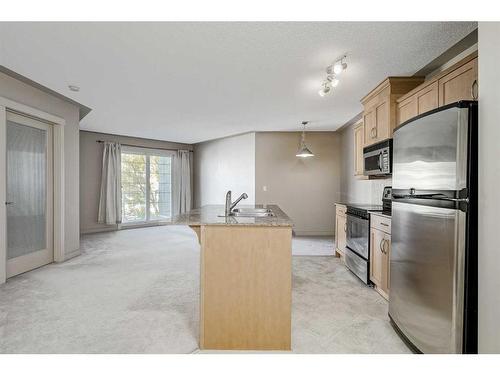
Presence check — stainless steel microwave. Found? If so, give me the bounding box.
[363,139,392,176]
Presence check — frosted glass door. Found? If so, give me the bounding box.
[6,112,53,278]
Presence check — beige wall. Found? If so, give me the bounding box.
[255,132,340,236]
[478,22,500,353]
[339,123,391,205]
[193,132,256,207]
[0,71,81,259]
[80,130,193,234]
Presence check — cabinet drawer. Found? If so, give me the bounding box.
[336,204,346,217]
[370,214,391,234]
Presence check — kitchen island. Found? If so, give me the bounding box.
[171,205,293,350]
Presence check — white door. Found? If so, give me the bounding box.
[5,111,53,278]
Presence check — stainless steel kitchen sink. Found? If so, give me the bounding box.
[229,208,275,217]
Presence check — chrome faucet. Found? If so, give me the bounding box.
[225,190,248,216]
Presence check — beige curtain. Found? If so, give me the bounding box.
[98,142,122,224]
[173,150,193,215]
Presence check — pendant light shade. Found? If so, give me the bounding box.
[296,121,314,158]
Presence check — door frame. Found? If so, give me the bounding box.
[0,96,65,284]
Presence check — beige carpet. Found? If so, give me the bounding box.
[292,235,335,256]
[0,226,410,354]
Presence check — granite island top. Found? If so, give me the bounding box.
[170,204,293,227]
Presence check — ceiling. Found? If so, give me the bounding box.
[0,22,477,144]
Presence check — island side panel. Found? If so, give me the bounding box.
[200,225,292,350]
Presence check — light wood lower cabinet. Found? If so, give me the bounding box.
[335,204,347,257]
[200,225,292,350]
[370,214,391,300]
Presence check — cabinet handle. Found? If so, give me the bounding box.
[471,79,479,100]
[371,127,377,138]
[344,223,347,232]
[380,222,389,227]
[379,238,385,254]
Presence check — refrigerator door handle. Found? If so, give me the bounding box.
[392,194,469,203]
[433,197,469,203]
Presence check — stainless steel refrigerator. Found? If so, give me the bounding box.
[389,101,477,354]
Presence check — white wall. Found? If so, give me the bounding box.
[339,123,391,204]
[255,132,341,236]
[193,132,255,207]
[0,71,81,260]
[477,22,500,354]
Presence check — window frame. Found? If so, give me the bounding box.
[120,146,175,226]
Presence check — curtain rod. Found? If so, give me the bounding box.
[96,140,193,152]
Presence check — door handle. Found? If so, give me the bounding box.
[383,239,389,255]
[5,201,14,205]
[379,238,385,254]
[471,79,478,100]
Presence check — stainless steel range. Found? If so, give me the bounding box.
[344,187,392,284]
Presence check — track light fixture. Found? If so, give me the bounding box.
[319,55,347,97]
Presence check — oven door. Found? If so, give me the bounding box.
[346,214,369,259]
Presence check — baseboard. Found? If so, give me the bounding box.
[80,225,118,235]
[63,248,81,261]
[293,231,334,237]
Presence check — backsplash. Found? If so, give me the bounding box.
[339,120,392,205]
[370,178,392,204]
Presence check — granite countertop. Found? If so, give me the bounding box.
[370,211,392,219]
[170,204,293,227]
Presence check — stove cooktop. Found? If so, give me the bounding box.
[345,204,384,212]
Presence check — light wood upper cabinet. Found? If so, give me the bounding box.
[353,120,365,177]
[396,52,478,126]
[361,77,424,147]
[396,95,418,126]
[438,58,478,106]
[396,81,439,125]
[363,108,376,145]
[417,81,439,114]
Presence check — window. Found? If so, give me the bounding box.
[121,146,173,223]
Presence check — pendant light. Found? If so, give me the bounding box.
[296,121,314,158]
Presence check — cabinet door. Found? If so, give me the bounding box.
[370,228,384,287]
[336,215,347,254]
[363,109,376,146]
[438,58,478,106]
[384,233,391,294]
[375,98,390,142]
[354,122,364,176]
[416,81,438,115]
[397,95,417,126]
